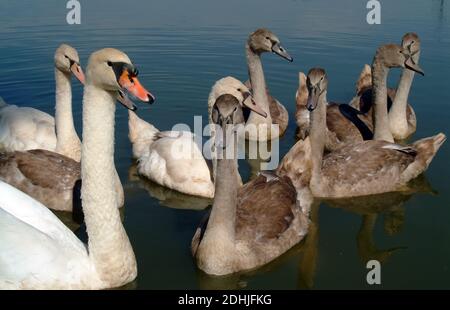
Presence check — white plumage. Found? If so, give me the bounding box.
[0,101,57,152]
[0,181,99,289]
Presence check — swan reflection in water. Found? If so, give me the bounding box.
[127,162,212,211]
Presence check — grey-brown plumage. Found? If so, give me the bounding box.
[0,149,80,211]
[296,73,373,150]
[192,93,309,276]
[306,67,445,198]
[353,87,416,140]
[350,33,422,140]
[297,33,422,147]
[244,29,292,140]
[245,80,289,137]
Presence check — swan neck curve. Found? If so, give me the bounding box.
[55,68,81,161]
[372,58,394,142]
[310,91,327,183]
[246,44,272,125]
[81,84,136,287]
[389,66,416,134]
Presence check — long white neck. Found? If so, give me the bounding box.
[81,85,136,287]
[310,92,327,185]
[388,67,416,135]
[54,68,81,161]
[246,44,273,131]
[372,59,394,142]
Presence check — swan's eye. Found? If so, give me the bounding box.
[266,36,270,40]
[107,61,113,67]
[237,88,242,92]
[64,55,69,59]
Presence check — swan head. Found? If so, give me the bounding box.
[54,44,85,84]
[210,77,267,118]
[375,44,425,76]
[211,92,267,150]
[86,48,155,110]
[248,28,293,62]
[212,94,244,127]
[401,32,421,66]
[306,68,328,112]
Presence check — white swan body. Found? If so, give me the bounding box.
[130,77,253,198]
[0,44,84,161]
[0,103,56,152]
[0,181,100,289]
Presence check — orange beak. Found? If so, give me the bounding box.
[70,62,85,84]
[118,71,155,103]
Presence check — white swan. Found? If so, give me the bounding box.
[129,77,264,198]
[0,48,152,289]
[0,44,85,161]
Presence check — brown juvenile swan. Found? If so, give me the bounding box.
[192,93,309,276]
[350,33,422,140]
[244,28,293,141]
[305,67,445,198]
[296,37,423,149]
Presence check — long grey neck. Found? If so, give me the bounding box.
[389,66,416,128]
[204,131,240,245]
[372,59,394,142]
[246,44,272,124]
[310,92,327,182]
[81,85,136,287]
[54,68,81,159]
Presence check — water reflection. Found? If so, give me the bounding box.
[127,163,212,210]
[1,0,448,290]
[297,201,320,289]
[323,174,436,265]
[196,241,306,290]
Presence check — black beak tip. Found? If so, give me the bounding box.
[148,94,155,104]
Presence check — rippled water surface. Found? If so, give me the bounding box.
[0,0,449,289]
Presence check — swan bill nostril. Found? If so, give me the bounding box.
[148,94,155,104]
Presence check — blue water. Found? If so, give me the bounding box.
[0,0,449,289]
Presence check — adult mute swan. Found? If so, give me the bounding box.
[0,48,153,289]
[129,77,264,198]
[0,44,85,161]
[305,67,445,198]
[192,93,309,276]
